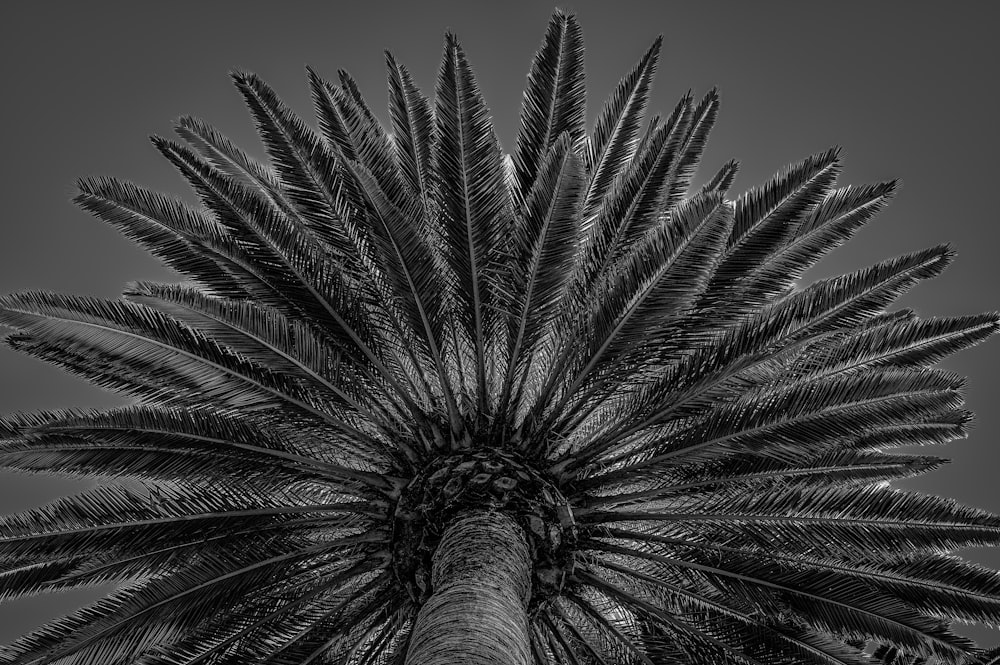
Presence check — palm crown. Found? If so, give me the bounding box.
[1,9,999,665]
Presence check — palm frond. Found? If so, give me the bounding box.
[73,177,265,300]
[0,404,394,491]
[512,9,586,209]
[385,51,435,200]
[716,147,843,289]
[583,37,662,221]
[433,32,511,416]
[230,71,349,240]
[500,133,584,425]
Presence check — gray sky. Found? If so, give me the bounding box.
[1,0,998,648]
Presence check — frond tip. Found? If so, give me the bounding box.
[2,8,998,665]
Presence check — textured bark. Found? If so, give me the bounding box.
[403,510,533,665]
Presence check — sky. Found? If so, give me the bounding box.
[1,0,998,649]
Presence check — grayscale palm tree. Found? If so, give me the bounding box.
[1,9,999,665]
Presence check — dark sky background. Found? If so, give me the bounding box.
[1,0,998,649]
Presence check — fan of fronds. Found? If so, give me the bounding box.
[1,9,999,665]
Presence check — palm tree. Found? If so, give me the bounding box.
[1,8,998,665]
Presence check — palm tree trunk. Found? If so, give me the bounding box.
[403,510,533,665]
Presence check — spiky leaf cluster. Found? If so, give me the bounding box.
[1,9,999,665]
